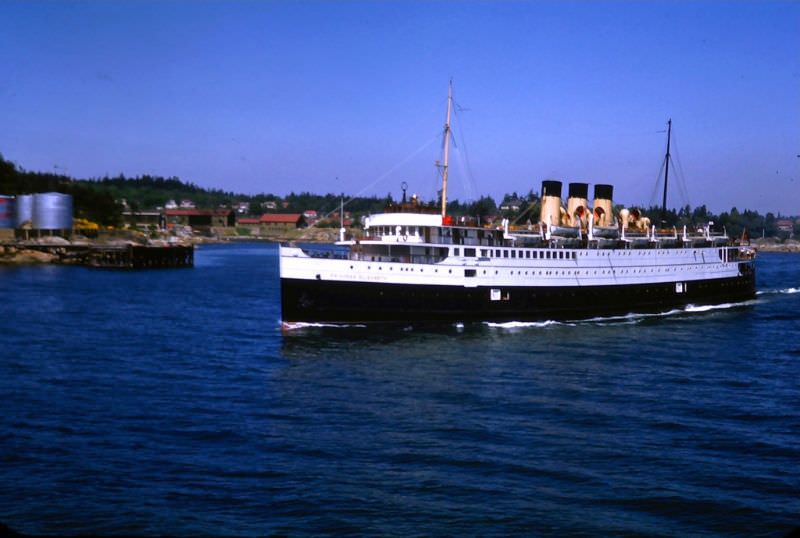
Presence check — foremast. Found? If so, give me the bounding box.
[439,80,454,219]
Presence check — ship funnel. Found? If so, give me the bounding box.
[539,180,563,227]
[592,184,614,227]
[566,182,589,227]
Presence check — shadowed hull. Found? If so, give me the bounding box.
[280,270,756,324]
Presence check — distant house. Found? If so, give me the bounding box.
[262,201,277,210]
[179,199,196,209]
[776,219,794,233]
[235,202,250,214]
[500,199,524,212]
[165,208,235,228]
[259,213,306,229]
[325,211,352,227]
[165,199,178,209]
[302,209,318,220]
[122,211,163,229]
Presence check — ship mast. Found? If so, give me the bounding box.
[439,80,453,218]
[661,118,672,224]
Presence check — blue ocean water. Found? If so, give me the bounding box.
[1,243,798,536]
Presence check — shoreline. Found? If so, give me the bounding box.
[0,227,342,266]
[2,234,798,266]
[749,238,800,253]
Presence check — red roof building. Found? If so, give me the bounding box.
[259,213,306,228]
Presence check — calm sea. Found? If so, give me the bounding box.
[1,243,798,536]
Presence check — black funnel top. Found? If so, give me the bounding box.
[568,182,589,199]
[541,180,562,198]
[594,184,614,200]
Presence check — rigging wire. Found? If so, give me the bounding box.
[309,132,441,227]
[451,100,480,202]
[510,201,538,227]
[669,131,692,209]
[649,152,667,208]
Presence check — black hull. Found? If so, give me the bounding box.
[281,270,756,324]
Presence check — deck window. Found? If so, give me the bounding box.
[464,248,476,257]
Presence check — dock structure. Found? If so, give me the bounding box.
[88,245,194,269]
[2,241,195,268]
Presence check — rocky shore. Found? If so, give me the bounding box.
[1,236,72,265]
[750,238,800,253]
[0,245,59,264]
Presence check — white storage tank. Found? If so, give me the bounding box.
[33,192,73,230]
[0,195,14,228]
[15,194,34,227]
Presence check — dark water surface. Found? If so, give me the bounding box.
[1,243,798,536]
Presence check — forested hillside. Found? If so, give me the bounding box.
[1,154,795,237]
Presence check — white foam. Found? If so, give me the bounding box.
[684,302,739,313]
[484,320,573,329]
[280,321,367,331]
[581,309,683,323]
[483,299,756,330]
[282,298,759,332]
[756,287,799,296]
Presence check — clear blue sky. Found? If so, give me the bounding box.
[2,1,798,214]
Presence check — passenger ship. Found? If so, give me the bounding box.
[279,87,756,325]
